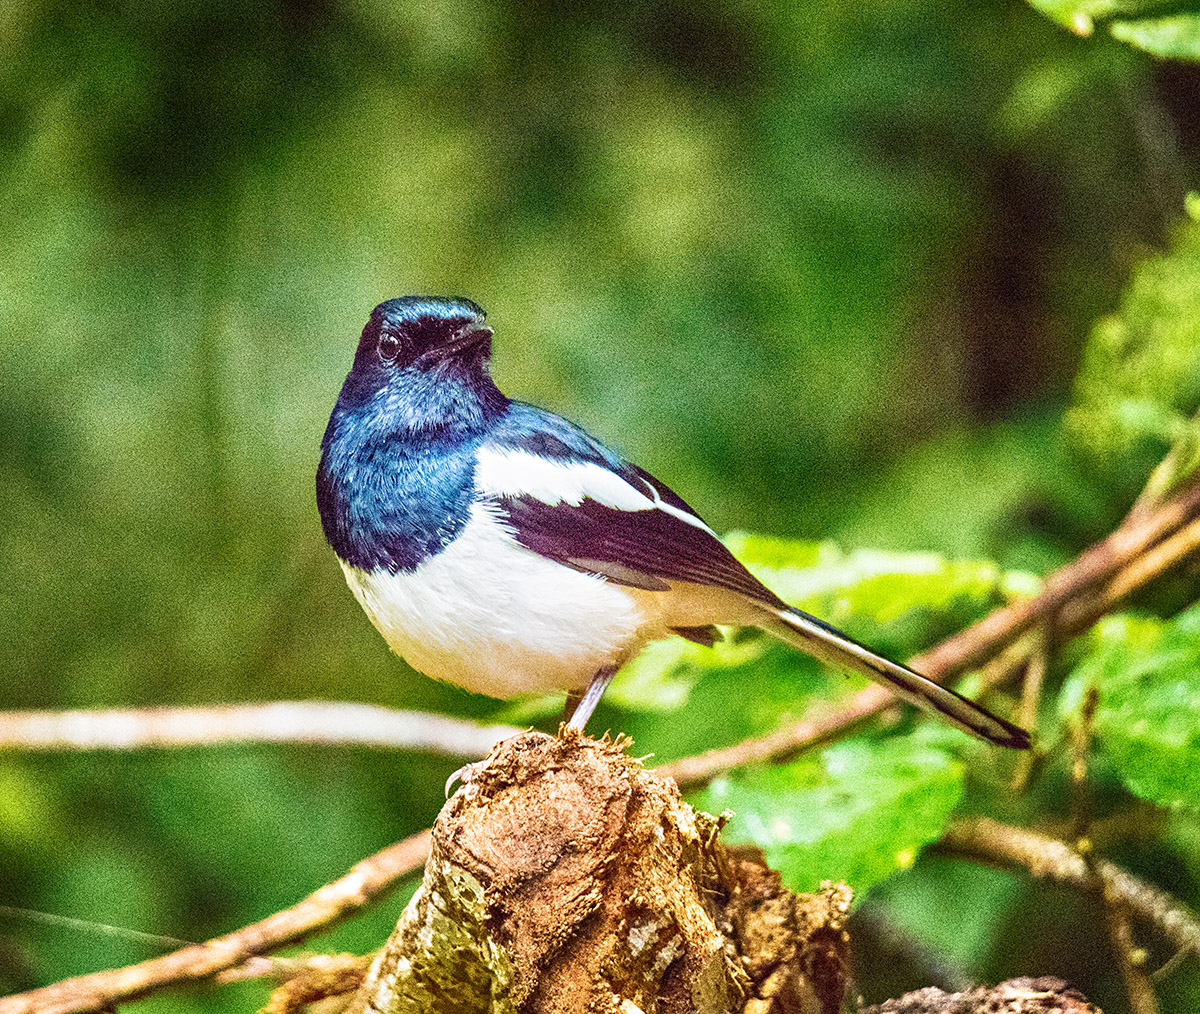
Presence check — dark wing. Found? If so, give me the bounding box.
[478,404,782,605]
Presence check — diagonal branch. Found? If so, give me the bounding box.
[664,475,1200,790]
[938,817,1200,962]
[913,475,1200,679]
[0,831,432,1014]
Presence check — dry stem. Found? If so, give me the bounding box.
[938,817,1200,961]
[0,701,519,757]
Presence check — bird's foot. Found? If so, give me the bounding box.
[444,759,489,798]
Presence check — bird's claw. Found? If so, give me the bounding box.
[444,759,487,798]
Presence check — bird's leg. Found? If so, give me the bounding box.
[450,664,618,792]
[564,665,617,733]
[562,690,584,726]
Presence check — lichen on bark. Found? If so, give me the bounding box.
[340,730,851,1014]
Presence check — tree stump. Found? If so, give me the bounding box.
[343,729,852,1014]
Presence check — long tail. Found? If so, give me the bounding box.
[760,605,1029,749]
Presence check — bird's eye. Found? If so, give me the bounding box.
[377,335,401,363]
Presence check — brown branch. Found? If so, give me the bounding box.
[914,476,1200,678]
[662,685,894,790]
[0,702,521,758]
[0,830,431,1014]
[977,510,1200,697]
[1059,515,1200,635]
[938,817,1200,962]
[1009,626,1051,794]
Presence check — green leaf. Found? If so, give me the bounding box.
[692,732,965,895]
[1060,607,1200,809]
[608,534,1009,713]
[607,627,768,711]
[1027,0,1200,62]
[1110,15,1200,61]
[1026,0,1123,34]
[724,534,1006,627]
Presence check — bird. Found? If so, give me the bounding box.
[316,296,1029,750]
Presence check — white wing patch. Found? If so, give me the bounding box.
[476,448,648,508]
[475,447,716,535]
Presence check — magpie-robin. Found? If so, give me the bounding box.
[316,297,1029,749]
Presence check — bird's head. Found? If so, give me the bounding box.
[331,295,504,432]
[352,295,492,378]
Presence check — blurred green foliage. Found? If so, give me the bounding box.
[3,0,1200,1011]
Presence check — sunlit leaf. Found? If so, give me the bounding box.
[692,731,964,895]
[1026,0,1123,34]
[1028,0,1200,61]
[1110,15,1200,61]
[607,627,768,711]
[727,533,1006,628]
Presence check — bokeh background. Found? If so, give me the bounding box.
[4,1,1200,1010]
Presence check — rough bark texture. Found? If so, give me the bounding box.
[342,730,852,1014]
[860,977,1103,1013]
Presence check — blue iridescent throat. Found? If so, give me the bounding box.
[317,402,485,572]
[317,295,636,574]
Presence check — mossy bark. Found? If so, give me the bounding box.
[342,730,852,1014]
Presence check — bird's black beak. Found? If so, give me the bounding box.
[413,322,493,368]
[447,324,493,357]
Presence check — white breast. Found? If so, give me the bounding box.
[340,503,651,698]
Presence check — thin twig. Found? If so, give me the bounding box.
[1010,625,1051,793]
[1123,408,1200,525]
[1059,515,1200,635]
[1067,689,1160,1014]
[1069,686,1099,844]
[1016,625,1051,736]
[939,817,1200,962]
[0,830,432,1014]
[0,702,521,758]
[1102,880,1160,1014]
